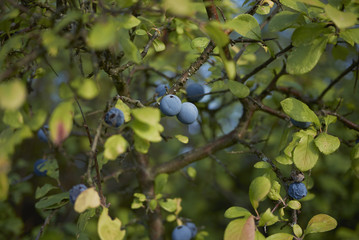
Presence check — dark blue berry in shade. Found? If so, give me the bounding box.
[185,222,197,238]
[155,84,168,97]
[160,95,182,116]
[33,159,48,176]
[186,83,205,102]
[172,225,192,240]
[105,108,125,128]
[69,184,87,204]
[288,182,307,200]
[176,102,198,125]
[290,118,311,129]
[37,125,49,142]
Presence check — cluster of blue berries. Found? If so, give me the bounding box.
[158,83,204,125]
[172,222,197,240]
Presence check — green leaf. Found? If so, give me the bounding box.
[291,24,330,47]
[98,207,126,240]
[131,198,144,209]
[130,120,163,142]
[224,206,252,219]
[266,233,293,240]
[163,0,195,16]
[27,110,47,131]
[35,184,58,199]
[298,0,325,7]
[132,107,161,126]
[153,39,166,52]
[35,192,69,210]
[223,59,236,80]
[166,214,177,222]
[225,14,261,40]
[175,134,189,144]
[287,37,328,75]
[224,216,255,240]
[187,166,196,179]
[254,162,271,169]
[287,200,301,210]
[0,79,27,110]
[42,30,69,56]
[118,28,141,63]
[119,14,141,29]
[149,199,157,211]
[293,224,303,237]
[0,173,9,201]
[268,181,282,201]
[41,158,60,181]
[191,37,210,49]
[77,208,96,234]
[71,78,99,100]
[256,5,270,15]
[323,115,337,127]
[133,193,146,203]
[205,22,229,47]
[258,208,279,226]
[88,20,117,49]
[275,154,293,165]
[104,135,129,160]
[280,98,320,126]
[155,173,168,194]
[74,188,101,213]
[268,11,304,32]
[325,5,357,29]
[249,176,271,209]
[228,81,250,98]
[340,28,359,46]
[305,214,337,234]
[280,0,307,12]
[3,110,23,128]
[314,133,340,155]
[293,135,320,171]
[49,101,74,145]
[115,100,131,122]
[134,134,150,154]
[159,198,177,212]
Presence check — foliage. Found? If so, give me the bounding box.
[0,0,359,239]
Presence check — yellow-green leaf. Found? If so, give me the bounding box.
[3,110,23,128]
[104,135,129,160]
[132,107,161,126]
[249,176,271,209]
[325,5,357,29]
[314,133,340,155]
[98,207,126,240]
[280,98,320,126]
[0,79,27,110]
[228,80,250,98]
[49,101,74,145]
[74,188,101,213]
[175,134,189,144]
[224,206,252,219]
[266,233,293,240]
[305,214,337,234]
[88,20,117,49]
[115,100,131,122]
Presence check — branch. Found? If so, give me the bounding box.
[315,59,358,102]
[322,110,359,132]
[248,96,288,120]
[240,45,293,83]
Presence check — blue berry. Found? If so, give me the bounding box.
[186,83,204,102]
[288,182,307,200]
[160,95,182,116]
[290,118,311,129]
[177,102,198,124]
[185,222,197,238]
[155,84,168,97]
[69,184,87,204]
[172,225,192,240]
[105,108,125,127]
[37,125,49,142]
[33,159,48,176]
